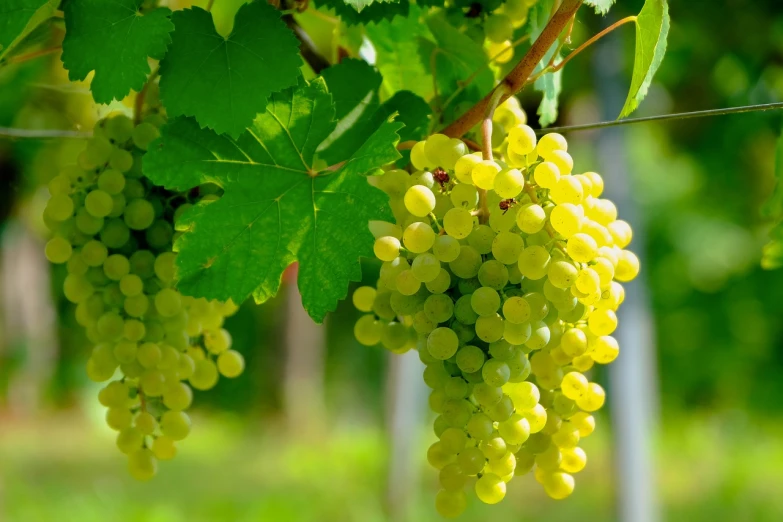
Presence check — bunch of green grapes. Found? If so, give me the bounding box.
[43,113,245,480]
[484,0,539,64]
[353,115,639,517]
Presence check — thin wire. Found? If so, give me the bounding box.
[537,102,783,135]
[0,128,91,140]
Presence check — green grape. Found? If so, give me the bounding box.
[475,314,504,343]
[472,160,501,190]
[155,288,182,317]
[374,236,400,262]
[123,293,150,317]
[516,203,546,234]
[454,295,478,325]
[454,153,481,184]
[135,411,157,435]
[116,427,145,455]
[75,208,104,235]
[499,414,531,445]
[68,255,90,278]
[477,260,509,290]
[217,350,244,377]
[119,274,144,296]
[508,124,536,155]
[457,446,486,475]
[455,345,485,373]
[475,473,506,504]
[100,218,130,249]
[404,185,436,217]
[484,13,513,43]
[425,269,451,294]
[127,448,158,481]
[427,327,459,360]
[48,174,74,196]
[518,245,551,280]
[424,294,454,323]
[164,382,194,411]
[423,362,449,389]
[104,254,130,280]
[471,287,500,317]
[378,169,409,196]
[124,199,155,230]
[381,321,409,351]
[482,359,511,387]
[443,208,474,239]
[352,286,376,312]
[154,252,177,283]
[439,463,468,491]
[493,168,525,198]
[444,376,469,399]
[432,235,461,262]
[435,488,467,518]
[448,246,481,279]
[491,232,524,265]
[132,122,160,151]
[137,342,162,368]
[467,412,494,440]
[140,369,165,396]
[395,270,421,296]
[450,183,479,209]
[98,381,129,408]
[467,225,495,254]
[403,222,436,253]
[46,194,75,221]
[45,237,73,264]
[145,220,174,249]
[97,169,126,195]
[106,407,133,431]
[85,190,114,218]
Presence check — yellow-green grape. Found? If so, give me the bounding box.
[457,446,486,475]
[454,153,481,184]
[85,190,114,218]
[373,236,400,262]
[435,489,467,518]
[352,286,376,312]
[591,335,619,364]
[410,141,433,171]
[561,447,587,473]
[190,359,219,390]
[152,436,177,461]
[443,208,475,240]
[570,412,595,437]
[536,132,567,158]
[124,199,155,230]
[484,13,513,43]
[132,122,160,151]
[427,441,456,470]
[404,185,436,217]
[576,382,606,412]
[116,427,144,454]
[518,245,551,280]
[217,350,244,378]
[493,168,525,198]
[134,411,157,435]
[163,382,194,411]
[403,222,436,253]
[475,473,506,504]
[608,219,633,248]
[354,315,382,346]
[549,203,583,238]
[542,471,575,499]
[45,237,73,264]
[508,124,536,155]
[547,150,574,175]
[46,193,75,221]
[475,314,504,343]
[160,410,191,441]
[533,161,560,189]
[588,308,618,336]
[615,249,640,282]
[516,203,546,234]
[137,342,162,368]
[560,371,588,400]
[499,414,531,445]
[487,451,516,478]
[521,403,547,433]
[567,233,598,263]
[487,40,514,64]
[472,160,501,190]
[505,381,539,410]
[128,448,158,481]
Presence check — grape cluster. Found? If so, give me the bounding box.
[353,115,639,516]
[484,0,538,64]
[43,114,245,480]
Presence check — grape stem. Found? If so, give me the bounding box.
[134,67,159,125]
[206,0,215,11]
[440,0,584,138]
[3,45,61,65]
[550,16,637,74]
[477,86,508,225]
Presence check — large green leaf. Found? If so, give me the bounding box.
[313,0,410,26]
[144,79,401,322]
[343,0,397,12]
[0,0,58,62]
[61,0,173,104]
[619,0,670,118]
[319,58,430,166]
[584,0,615,15]
[365,6,433,99]
[158,2,301,138]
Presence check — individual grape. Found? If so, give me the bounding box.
[487,40,514,64]
[395,269,421,295]
[455,345,485,373]
[443,208,474,239]
[475,473,506,504]
[450,183,479,209]
[85,190,114,218]
[457,446,486,475]
[435,489,467,518]
[352,286,376,312]
[424,294,454,323]
[439,462,468,490]
[494,168,525,198]
[471,287,501,316]
[97,169,126,195]
[45,237,73,264]
[508,124,537,155]
[487,394,514,422]
[403,222,436,253]
[128,448,158,481]
[588,308,617,336]
[615,250,640,282]
[516,203,546,234]
[477,260,509,291]
[152,436,177,461]
[475,314,504,343]
[132,122,160,151]
[124,199,155,230]
[100,218,130,248]
[46,194,75,221]
[425,269,451,294]
[427,327,459,360]
[536,132,568,158]
[454,153,481,184]
[576,383,605,412]
[590,335,619,364]
[491,232,524,265]
[472,160,501,190]
[104,254,130,281]
[482,359,511,387]
[217,350,245,378]
[404,185,436,217]
[533,162,560,189]
[190,358,219,390]
[467,413,494,440]
[518,245,551,280]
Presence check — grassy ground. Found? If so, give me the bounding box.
[0,408,781,522]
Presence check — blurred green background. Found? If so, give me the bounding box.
[1,0,783,521]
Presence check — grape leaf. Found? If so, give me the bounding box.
[584,0,616,15]
[0,0,58,62]
[158,2,301,138]
[61,0,173,104]
[313,0,410,26]
[144,79,401,322]
[425,13,494,107]
[365,5,433,99]
[530,0,561,127]
[618,0,670,118]
[343,0,397,12]
[318,58,431,165]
